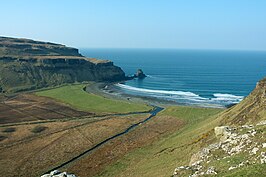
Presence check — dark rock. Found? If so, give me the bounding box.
[0,135,7,141]
[125,69,147,80]
[134,69,146,79]
[225,103,237,108]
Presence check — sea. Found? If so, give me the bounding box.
[81,48,266,108]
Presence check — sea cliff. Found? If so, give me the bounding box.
[0,36,126,92]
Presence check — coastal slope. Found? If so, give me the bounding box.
[172,77,266,176]
[0,36,125,93]
[92,77,266,177]
[219,77,266,125]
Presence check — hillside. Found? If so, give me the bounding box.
[219,77,266,125]
[0,36,126,93]
[173,77,266,176]
[92,77,265,177]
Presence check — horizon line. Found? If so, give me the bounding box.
[78,47,266,52]
[2,35,266,52]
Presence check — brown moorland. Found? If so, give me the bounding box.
[63,115,185,177]
[0,113,150,177]
[0,94,93,124]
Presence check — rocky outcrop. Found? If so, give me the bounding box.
[134,69,147,79]
[173,121,266,176]
[214,126,232,137]
[126,69,147,80]
[41,170,76,177]
[0,36,126,92]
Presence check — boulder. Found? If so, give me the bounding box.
[262,143,266,148]
[251,147,259,155]
[41,174,51,177]
[50,170,60,175]
[42,170,77,177]
[206,166,217,175]
[214,126,232,137]
[261,152,266,164]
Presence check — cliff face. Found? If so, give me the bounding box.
[0,37,125,93]
[0,36,81,56]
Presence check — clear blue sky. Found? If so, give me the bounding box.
[1,0,266,50]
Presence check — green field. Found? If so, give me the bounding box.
[161,106,222,124]
[96,106,223,177]
[36,84,152,114]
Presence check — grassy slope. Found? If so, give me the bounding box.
[221,164,266,177]
[219,78,266,126]
[96,106,223,177]
[36,84,151,114]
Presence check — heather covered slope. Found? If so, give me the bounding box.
[0,36,126,93]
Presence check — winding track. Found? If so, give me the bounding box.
[43,105,164,175]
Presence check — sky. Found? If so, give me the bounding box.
[1,0,266,50]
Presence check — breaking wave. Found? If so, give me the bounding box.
[117,84,199,97]
[211,93,244,102]
[116,84,244,107]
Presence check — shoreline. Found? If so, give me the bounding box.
[85,82,226,109]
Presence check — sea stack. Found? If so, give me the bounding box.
[134,69,147,79]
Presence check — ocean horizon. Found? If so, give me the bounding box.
[81,48,266,107]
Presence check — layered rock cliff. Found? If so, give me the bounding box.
[0,36,126,92]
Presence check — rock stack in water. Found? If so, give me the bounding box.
[134,69,147,79]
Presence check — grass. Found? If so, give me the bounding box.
[36,84,152,114]
[160,106,222,124]
[221,163,266,177]
[97,105,265,177]
[215,125,266,176]
[96,106,223,177]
